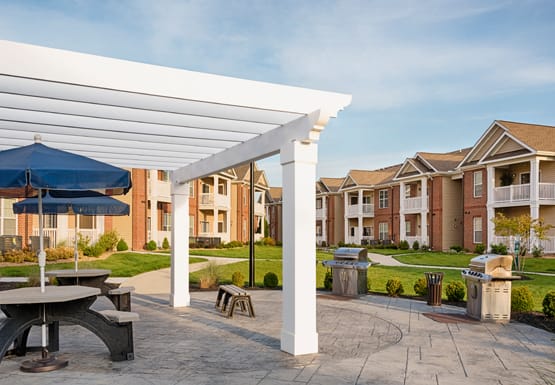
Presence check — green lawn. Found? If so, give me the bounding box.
[392,252,475,268]
[0,252,207,277]
[190,245,333,261]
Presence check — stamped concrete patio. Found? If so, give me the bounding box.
[0,289,553,385]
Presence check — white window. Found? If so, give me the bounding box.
[316,198,323,209]
[405,221,411,236]
[473,217,482,244]
[316,223,322,236]
[162,213,171,231]
[520,172,530,185]
[218,181,227,195]
[363,226,373,237]
[43,214,58,229]
[404,185,411,199]
[350,195,358,205]
[379,222,389,240]
[473,171,483,197]
[379,190,389,209]
[159,170,170,182]
[189,215,195,236]
[350,227,355,237]
[1,198,16,235]
[217,221,225,233]
[201,221,210,233]
[362,195,372,204]
[189,183,194,197]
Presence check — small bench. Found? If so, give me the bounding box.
[107,286,135,312]
[215,285,255,318]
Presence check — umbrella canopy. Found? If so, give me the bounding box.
[0,138,131,197]
[13,190,130,216]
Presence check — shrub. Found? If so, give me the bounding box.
[511,286,534,312]
[263,272,279,288]
[386,278,404,297]
[83,243,105,257]
[45,247,74,261]
[116,238,129,251]
[162,237,170,250]
[399,240,409,250]
[323,270,333,290]
[532,245,544,258]
[96,230,119,252]
[420,244,429,251]
[542,291,555,318]
[450,245,462,253]
[490,243,508,255]
[223,240,243,248]
[413,277,428,296]
[445,281,465,302]
[231,271,245,287]
[199,261,219,288]
[474,243,486,254]
[257,237,276,246]
[412,240,420,251]
[0,249,35,263]
[145,240,158,251]
[338,241,346,247]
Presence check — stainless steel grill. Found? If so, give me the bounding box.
[322,247,370,296]
[461,254,518,322]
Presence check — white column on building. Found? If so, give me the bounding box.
[170,180,190,307]
[58,214,69,246]
[151,197,158,245]
[530,159,540,247]
[322,195,327,244]
[213,175,219,237]
[486,166,495,250]
[280,140,318,355]
[344,191,349,243]
[399,182,406,242]
[420,177,428,245]
[357,189,363,244]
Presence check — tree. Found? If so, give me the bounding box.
[491,213,553,271]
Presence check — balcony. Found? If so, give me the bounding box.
[32,228,101,247]
[199,193,230,209]
[316,207,327,219]
[403,197,423,212]
[346,204,374,217]
[255,202,265,216]
[492,183,555,205]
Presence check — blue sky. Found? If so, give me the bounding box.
[1,0,555,185]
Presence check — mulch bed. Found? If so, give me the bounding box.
[512,312,555,333]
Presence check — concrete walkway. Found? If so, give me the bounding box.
[122,256,244,295]
[1,289,553,384]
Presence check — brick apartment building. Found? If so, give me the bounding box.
[267,120,555,253]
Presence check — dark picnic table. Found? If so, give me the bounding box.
[0,285,137,363]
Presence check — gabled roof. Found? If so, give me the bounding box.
[459,120,555,168]
[317,177,344,193]
[231,163,269,189]
[395,148,469,180]
[339,165,401,190]
[267,187,282,203]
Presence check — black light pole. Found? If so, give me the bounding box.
[248,162,255,287]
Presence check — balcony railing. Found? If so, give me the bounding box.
[199,193,230,209]
[492,235,555,254]
[316,207,326,219]
[493,183,555,204]
[346,204,374,217]
[32,228,101,247]
[493,184,530,202]
[404,197,423,210]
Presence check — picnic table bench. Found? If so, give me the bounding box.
[0,286,139,363]
[215,285,255,318]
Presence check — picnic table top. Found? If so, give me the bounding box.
[0,285,100,305]
[45,269,112,278]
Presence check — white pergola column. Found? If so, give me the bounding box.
[280,140,318,355]
[213,175,219,237]
[399,182,406,242]
[357,189,363,244]
[420,177,428,245]
[170,180,190,307]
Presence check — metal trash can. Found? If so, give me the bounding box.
[425,272,444,306]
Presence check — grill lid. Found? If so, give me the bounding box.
[333,247,368,261]
[468,254,513,278]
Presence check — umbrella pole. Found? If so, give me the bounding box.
[21,189,68,372]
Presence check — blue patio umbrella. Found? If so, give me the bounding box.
[0,136,131,371]
[13,190,130,272]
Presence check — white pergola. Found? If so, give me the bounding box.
[0,40,351,355]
